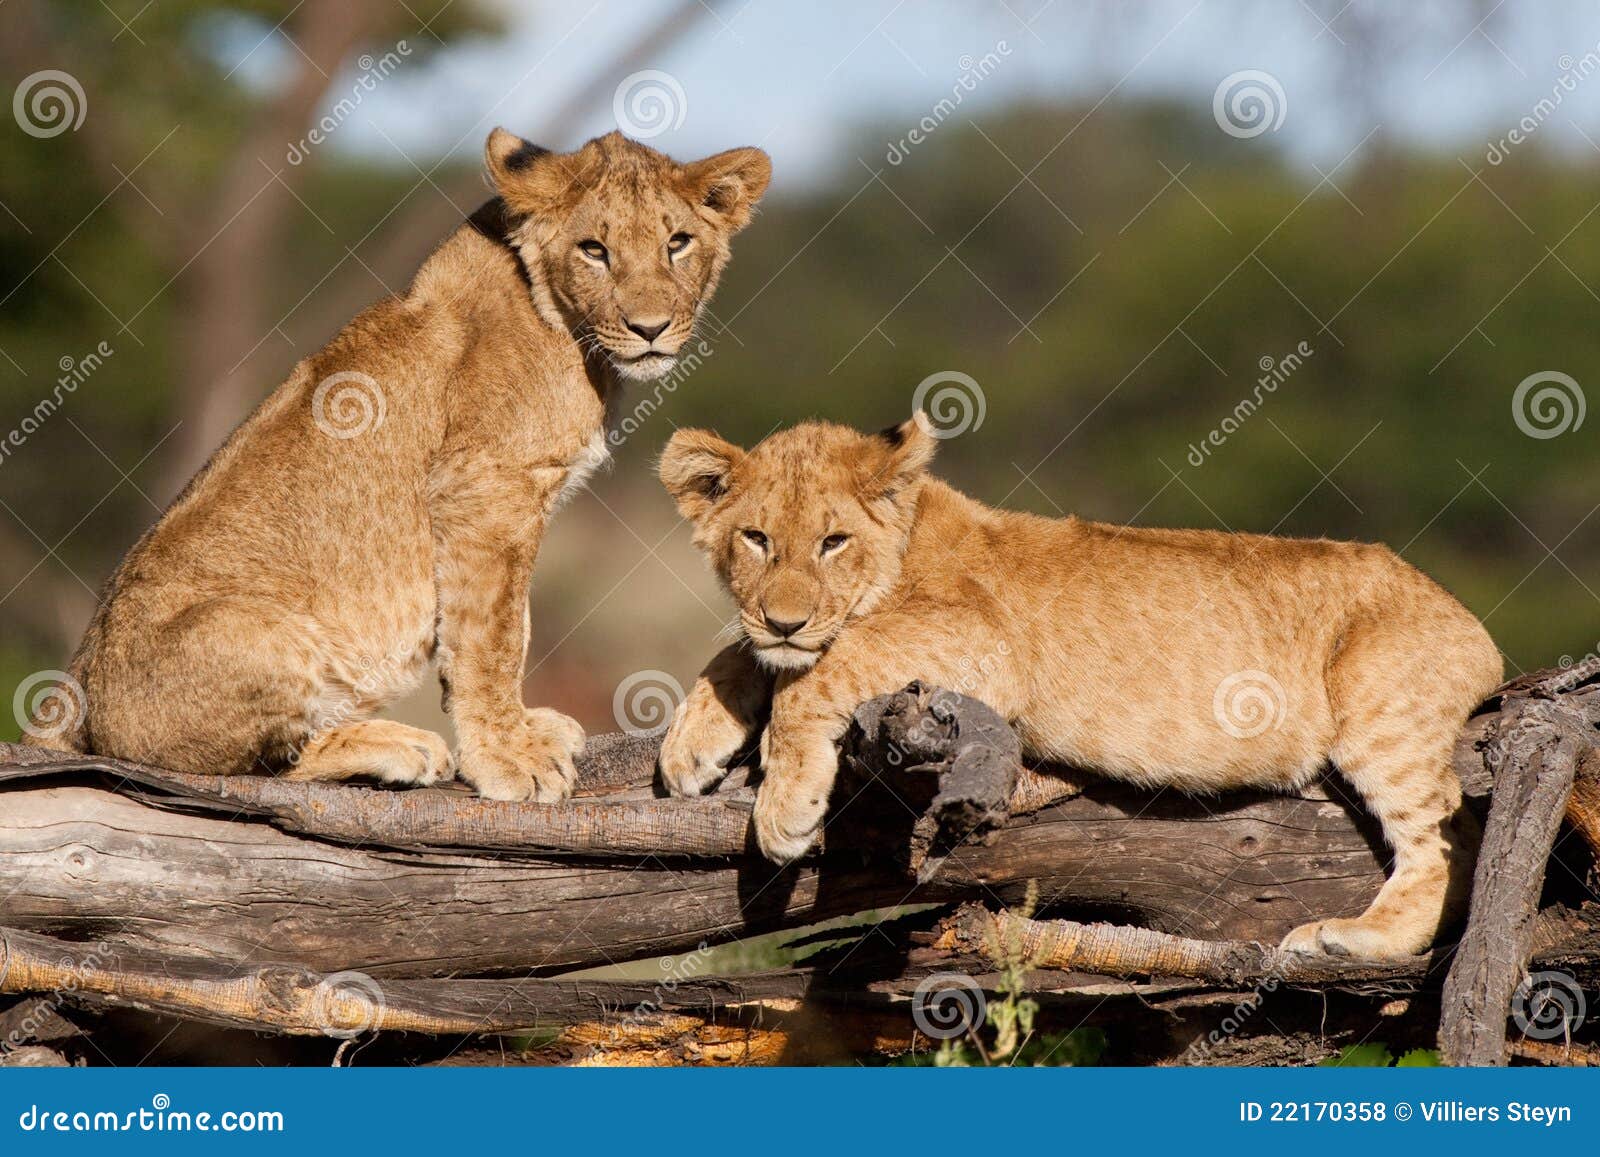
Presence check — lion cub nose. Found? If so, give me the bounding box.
[763,613,809,638]
[624,316,670,343]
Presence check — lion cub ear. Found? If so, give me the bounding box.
[485,127,577,218]
[865,413,938,505]
[680,147,772,233]
[660,429,746,522]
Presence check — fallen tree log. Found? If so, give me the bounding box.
[1,670,1597,1060]
[0,759,1401,973]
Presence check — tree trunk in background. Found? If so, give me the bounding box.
[164,0,711,497]
[161,1,379,497]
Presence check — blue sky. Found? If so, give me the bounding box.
[223,1,1600,190]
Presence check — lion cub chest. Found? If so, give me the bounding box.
[553,429,612,510]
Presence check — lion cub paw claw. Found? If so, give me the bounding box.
[1279,917,1420,960]
[753,790,823,865]
[658,710,739,798]
[459,709,584,803]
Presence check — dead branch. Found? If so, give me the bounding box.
[1439,692,1596,1065]
[937,904,1435,993]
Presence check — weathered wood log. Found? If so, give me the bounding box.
[0,762,1406,973]
[1439,690,1596,1065]
[0,670,1594,1014]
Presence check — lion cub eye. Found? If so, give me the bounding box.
[577,240,609,264]
[741,529,769,553]
[667,232,692,255]
[821,533,849,556]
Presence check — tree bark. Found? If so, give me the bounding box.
[2,670,1598,1062]
[1438,686,1599,1065]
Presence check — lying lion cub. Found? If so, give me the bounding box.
[37,129,768,802]
[658,414,1502,958]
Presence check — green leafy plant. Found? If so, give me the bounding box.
[1319,1043,1439,1067]
[905,884,1106,1068]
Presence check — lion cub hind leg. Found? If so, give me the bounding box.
[284,719,455,787]
[1280,612,1496,959]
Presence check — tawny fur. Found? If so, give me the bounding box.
[657,416,1503,959]
[34,129,769,803]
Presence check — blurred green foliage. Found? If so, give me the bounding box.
[3,37,1598,732]
[663,102,1599,674]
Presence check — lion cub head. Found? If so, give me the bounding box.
[485,128,770,381]
[661,416,936,670]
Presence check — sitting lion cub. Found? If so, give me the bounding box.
[37,129,768,803]
[658,414,1502,958]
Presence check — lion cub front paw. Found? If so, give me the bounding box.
[1279,917,1425,960]
[459,708,584,803]
[753,782,825,864]
[658,701,748,798]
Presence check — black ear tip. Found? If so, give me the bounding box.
[502,141,550,172]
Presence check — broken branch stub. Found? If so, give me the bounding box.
[837,682,1022,881]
